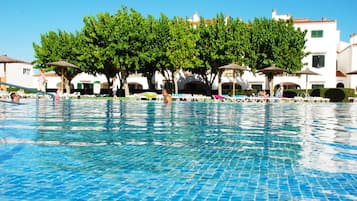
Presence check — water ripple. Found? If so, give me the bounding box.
[0,99,357,200]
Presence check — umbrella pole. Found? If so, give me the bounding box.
[267,74,273,97]
[232,70,235,96]
[61,68,64,94]
[305,75,308,96]
[218,71,222,96]
[0,63,6,91]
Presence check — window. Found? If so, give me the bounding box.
[251,84,262,91]
[23,68,31,75]
[311,30,323,38]
[312,55,325,68]
[312,84,324,89]
[336,83,344,88]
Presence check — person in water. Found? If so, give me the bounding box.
[162,89,172,104]
[38,68,47,92]
[10,92,21,103]
[110,77,119,99]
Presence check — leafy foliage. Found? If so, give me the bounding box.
[248,18,307,72]
[33,30,81,83]
[33,6,307,96]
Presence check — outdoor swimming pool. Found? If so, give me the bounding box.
[0,99,356,200]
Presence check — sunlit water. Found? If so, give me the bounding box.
[0,99,356,200]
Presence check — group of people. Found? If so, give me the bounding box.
[256,85,284,98]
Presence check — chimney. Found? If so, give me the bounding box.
[272,9,277,18]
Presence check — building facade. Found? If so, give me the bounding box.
[0,63,33,90]
[271,9,340,90]
[337,33,357,90]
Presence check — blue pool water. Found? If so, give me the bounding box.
[0,99,356,200]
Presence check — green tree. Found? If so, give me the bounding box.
[33,30,81,93]
[195,14,250,95]
[225,16,251,66]
[110,7,147,96]
[138,14,171,91]
[167,16,201,94]
[247,17,307,96]
[33,7,308,97]
[136,15,157,91]
[80,6,147,96]
[152,13,172,90]
[79,12,118,89]
[248,18,307,72]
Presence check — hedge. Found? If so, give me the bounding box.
[284,88,356,102]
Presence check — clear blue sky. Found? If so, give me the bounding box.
[1,0,356,62]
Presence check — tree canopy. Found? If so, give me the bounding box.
[33,6,307,96]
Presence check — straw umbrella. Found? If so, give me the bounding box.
[0,55,28,91]
[257,64,286,97]
[295,68,320,96]
[218,64,248,96]
[346,69,357,75]
[47,60,80,94]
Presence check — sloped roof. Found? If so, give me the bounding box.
[336,70,347,77]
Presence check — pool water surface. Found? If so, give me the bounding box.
[0,99,356,200]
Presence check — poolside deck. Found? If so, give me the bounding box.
[156,94,330,103]
[2,91,331,103]
[212,96,330,103]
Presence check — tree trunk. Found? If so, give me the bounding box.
[218,71,222,96]
[267,74,274,97]
[64,78,70,94]
[124,81,129,97]
[120,71,130,97]
[173,72,178,94]
[106,75,111,89]
[146,72,155,91]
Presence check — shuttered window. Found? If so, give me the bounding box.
[311,30,323,38]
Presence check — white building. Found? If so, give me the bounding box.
[288,13,340,89]
[33,72,108,94]
[337,33,357,90]
[0,63,33,90]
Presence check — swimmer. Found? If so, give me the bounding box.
[162,89,172,104]
[10,92,20,103]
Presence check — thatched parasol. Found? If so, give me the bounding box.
[47,60,80,94]
[218,64,248,96]
[257,64,286,96]
[295,68,320,96]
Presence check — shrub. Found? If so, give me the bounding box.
[283,90,297,98]
[310,89,321,97]
[284,88,354,102]
[321,88,355,102]
[324,88,345,102]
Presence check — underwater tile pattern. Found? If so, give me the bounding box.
[0,100,356,200]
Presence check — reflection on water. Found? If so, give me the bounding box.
[1,99,356,173]
[297,103,357,174]
[0,99,356,200]
[1,100,356,172]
